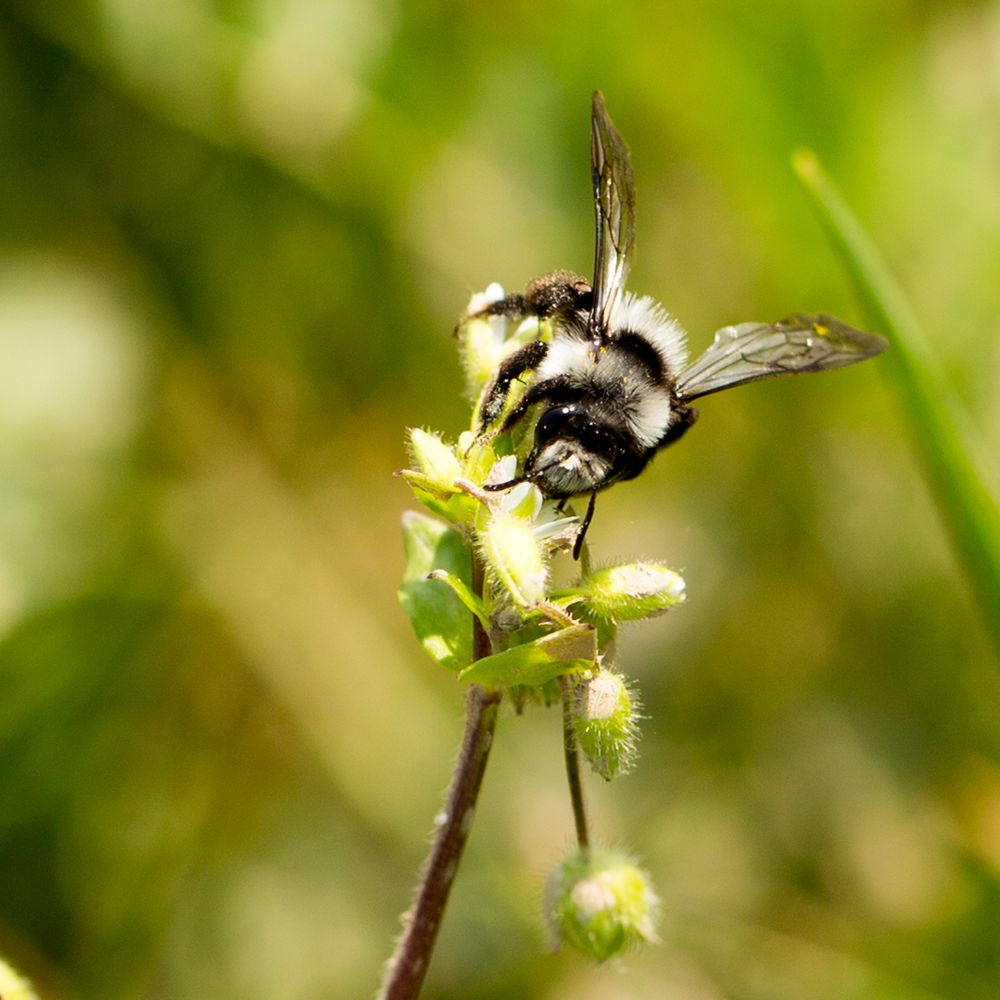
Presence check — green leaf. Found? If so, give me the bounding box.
[460,624,596,687]
[793,150,1000,651]
[398,511,472,671]
[427,570,491,631]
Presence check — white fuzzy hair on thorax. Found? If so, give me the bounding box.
[609,293,688,374]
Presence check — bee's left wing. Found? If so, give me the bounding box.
[589,91,635,344]
[677,313,887,402]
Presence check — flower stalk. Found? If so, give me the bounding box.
[379,554,500,1000]
[561,675,590,852]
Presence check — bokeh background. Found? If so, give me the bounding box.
[2,0,999,997]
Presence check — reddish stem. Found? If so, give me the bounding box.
[379,555,499,1000]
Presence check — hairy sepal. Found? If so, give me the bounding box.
[459,624,596,687]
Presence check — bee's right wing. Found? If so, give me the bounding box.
[677,313,887,402]
[588,91,635,345]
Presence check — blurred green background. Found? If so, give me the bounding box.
[2,0,999,997]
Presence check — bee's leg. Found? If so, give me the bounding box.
[572,492,598,561]
[474,273,589,322]
[472,293,529,320]
[456,271,591,335]
[523,271,592,317]
[452,293,530,337]
[496,375,582,435]
[478,340,549,431]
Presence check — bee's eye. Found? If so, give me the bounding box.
[577,420,618,454]
[534,405,579,445]
[535,405,621,455]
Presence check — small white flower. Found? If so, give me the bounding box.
[486,455,518,488]
[465,282,506,317]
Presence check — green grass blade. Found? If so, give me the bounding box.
[793,149,1000,649]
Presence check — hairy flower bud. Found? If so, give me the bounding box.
[407,428,462,491]
[545,847,659,962]
[575,561,685,622]
[572,669,639,779]
[459,283,508,395]
[480,509,547,608]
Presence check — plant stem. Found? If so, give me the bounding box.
[379,555,500,1000]
[793,150,1000,650]
[560,676,590,852]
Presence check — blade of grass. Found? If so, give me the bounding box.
[793,149,1000,651]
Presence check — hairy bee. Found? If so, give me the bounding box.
[461,92,886,556]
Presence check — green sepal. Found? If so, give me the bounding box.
[458,434,515,500]
[509,677,562,710]
[427,570,490,632]
[397,468,454,501]
[459,624,597,687]
[555,562,686,624]
[398,511,472,671]
[460,312,504,400]
[408,427,461,482]
[545,846,659,962]
[397,469,478,526]
[478,509,547,609]
[572,670,639,781]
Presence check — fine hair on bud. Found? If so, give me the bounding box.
[544,845,659,963]
[577,561,686,623]
[571,669,640,780]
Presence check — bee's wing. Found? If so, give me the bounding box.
[589,91,635,344]
[677,313,887,402]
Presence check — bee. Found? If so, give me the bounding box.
[461,91,886,557]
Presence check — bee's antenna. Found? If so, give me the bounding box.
[482,475,529,492]
[482,454,561,492]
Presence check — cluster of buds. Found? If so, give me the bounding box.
[397,289,683,960]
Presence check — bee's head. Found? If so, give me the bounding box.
[525,404,626,498]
